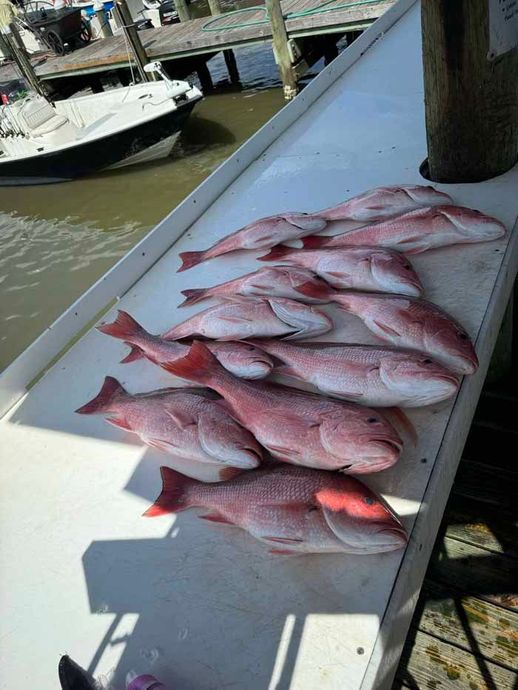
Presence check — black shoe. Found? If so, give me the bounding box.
[58,655,96,690]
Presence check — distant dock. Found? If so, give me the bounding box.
[0,0,394,97]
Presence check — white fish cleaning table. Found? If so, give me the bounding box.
[0,1,517,688]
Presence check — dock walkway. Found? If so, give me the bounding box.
[395,378,518,689]
[30,0,394,80]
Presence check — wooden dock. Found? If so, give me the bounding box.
[1,0,395,96]
[395,376,518,689]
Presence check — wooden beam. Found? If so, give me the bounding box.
[94,0,113,38]
[266,0,298,99]
[421,0,518,183]
[175,0,192,23]
[207,0,240,86]
[114,0,154,81]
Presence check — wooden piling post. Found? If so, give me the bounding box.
[196,60,214,92]
[421,0,518,183]
[175,0,192,23]
[265,0,297,100]
[207,0,240,86]
[115,0,155,82]
[94,0,113,38]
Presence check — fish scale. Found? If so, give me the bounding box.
[328,291,478,375]
[162,341,403,474]
[76,379,262,482]
[303,205,505,253]
[248,340,459,407]
[145,464,408,555]
[258,245,423,296]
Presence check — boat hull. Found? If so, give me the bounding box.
[0,97,199,186]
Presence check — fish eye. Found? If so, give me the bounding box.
[367,417,378,424]
[458,333,468,340]
[363,497,375,505]
[403,264,412,270]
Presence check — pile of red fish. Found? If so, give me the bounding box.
[77,184,505,556]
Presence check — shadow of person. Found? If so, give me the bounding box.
[82,499,408,690]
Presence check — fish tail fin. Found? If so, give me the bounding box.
[97,310,146,343]
[162,340,222,385]
[301,235,327,249]
[143,466,196,517]
[178,251,206,272]
[257,246,291,262]
[385,407,417,447]
[178,288,209,307]
[75,376,125,415]
[120,344,146,364]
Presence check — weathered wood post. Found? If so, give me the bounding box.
[175,0,192,23]
[265,0,298,100]
[207,0,240,86]
[421,0,518,182]
[94,0,113,38]
[115,0,155,81]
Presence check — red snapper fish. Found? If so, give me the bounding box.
[178,213,327,271]
[179,265,331,307]
[247,339,459,407]
[314,184,453,226]
[162,296,332,341]
[303,205,506,253]
[98,310,273,380]
[162,341,403,474]
[145,465,408,555]
[258,245,423,296]
[76,378,262,481]
[319,290,478,375]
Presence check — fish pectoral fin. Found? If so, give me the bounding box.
[268,299,325,338]
[321,506,352,543]
[372,320,402,338]
[263,536,305,544]
[199,511,235,525]
[106,415,132,431]
[164,408,197,430]
[218,316,255,324]
[146,438,180,454]
[327,271,351,279]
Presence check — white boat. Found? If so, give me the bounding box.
[0,61,202,185]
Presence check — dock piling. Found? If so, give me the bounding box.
[175,0,192,23]
[421,0,518,182]
[207,0,241,87]
[265,0,298,99]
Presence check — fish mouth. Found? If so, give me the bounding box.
[348,440,401,474]
[374,525,408,550]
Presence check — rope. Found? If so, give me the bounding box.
[201,0,383,32]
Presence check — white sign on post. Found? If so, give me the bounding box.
[488,0,518,59]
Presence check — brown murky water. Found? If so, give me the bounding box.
[0,10,333,370]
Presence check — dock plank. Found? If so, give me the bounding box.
[445,495,518,558]
[417,581,518,671]
[428,536,518,612]
[394,630,516,689]
[26,0,395,79]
